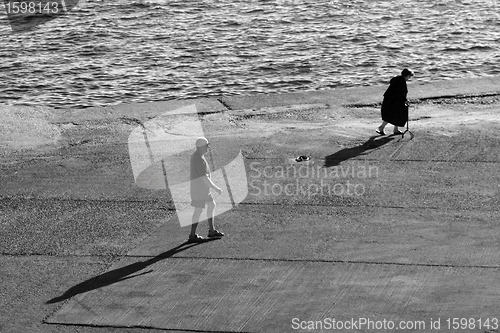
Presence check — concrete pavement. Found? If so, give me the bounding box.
[1,76,500,333]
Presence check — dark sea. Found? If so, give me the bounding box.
[1,0,499,109]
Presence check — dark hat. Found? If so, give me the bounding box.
[401,68,414,77]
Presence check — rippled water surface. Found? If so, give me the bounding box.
[1,0,499,109]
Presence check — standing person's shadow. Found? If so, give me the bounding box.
[46,240,216,304]
[324,135,395,167]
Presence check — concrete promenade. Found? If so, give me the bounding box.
[1,76,500,333]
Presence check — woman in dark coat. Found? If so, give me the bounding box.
[376,68,414,135]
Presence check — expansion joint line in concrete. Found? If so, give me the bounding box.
[0,252,121,260]
[0,197,498,213]
[118,117,143,126]
[245,156,500,164]
[415,92,500,102]
[4,152,498,165]
[217,98,233,111]
[345,92,500,108]
[43,320,250,333]
[3,252,500,270]
[0,196,175,206]
[9,154,499,164]
[5,152,500,164]
[120,256,500,270]
[239,201,499,213]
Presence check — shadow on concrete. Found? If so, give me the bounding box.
[46,240,217,304]
[324,135,395,167]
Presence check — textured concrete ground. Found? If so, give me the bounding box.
[1,77,499,333]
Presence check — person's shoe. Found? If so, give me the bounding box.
[208,230,225,238]
[295,155,311,162]
[188,234,205,243]
[376,129,385,135]
[393,130,404,135]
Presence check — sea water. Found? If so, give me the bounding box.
[0,0,499,109]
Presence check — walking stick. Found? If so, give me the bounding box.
[401,102,414,140]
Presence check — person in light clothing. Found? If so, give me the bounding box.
[189,137,224,242]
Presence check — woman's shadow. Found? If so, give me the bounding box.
[324,135,395,167]
[46,240,216,304]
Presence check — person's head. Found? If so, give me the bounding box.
[401,68,414,81]
[195,137,210,155]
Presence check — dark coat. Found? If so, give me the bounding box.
[381,75,408,127]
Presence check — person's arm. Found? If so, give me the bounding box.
[394,77,408,103]
[201,175,221,192]
[192,154,222,194]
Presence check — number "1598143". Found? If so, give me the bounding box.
[5,1,67,14]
